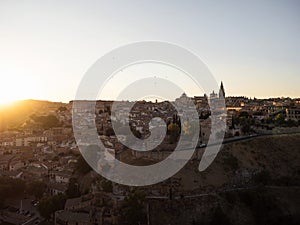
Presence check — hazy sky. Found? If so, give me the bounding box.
[0,0,299,103]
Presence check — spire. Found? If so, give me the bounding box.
[219,81,225,98]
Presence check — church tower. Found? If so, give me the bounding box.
[219,81,225,98]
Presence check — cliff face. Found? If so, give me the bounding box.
[225,134,300,178]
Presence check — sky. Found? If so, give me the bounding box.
[0,0,300,103]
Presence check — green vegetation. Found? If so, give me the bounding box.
[168,123,180,144]
[57,106,67,112]
[232,109,300,133]
[0,177,26,208]
[261,112,299,128]
[0,100,65,129]
[30,114,60,129]
[26,180,47,199]
[232,112,255,134]
[199,111,210,120]
[66,178,80,198]
[275,113,285,126]
[76,155,92,174]
[75,145,101,174]
[37,193,66,220]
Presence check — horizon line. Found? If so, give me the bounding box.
[4,95,300,105]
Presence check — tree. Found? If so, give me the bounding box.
[37,197,53,220]
[239,111,249,118]
[275,113,285,126]
[76,155,92,174]
[266,117,273,124]
[38,194,66,220]
[0,177,26,207]
[43,115,60,129]
[240,117,251,134]
[66,178,80,198]
[57,106,67,112]
[27,181,47,199]
[241,123,251,134]
[76,145,100,174]
[30,114,60,129]
[286,119,298,127]
[168,123,180,143]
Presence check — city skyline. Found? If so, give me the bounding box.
[1,0,300,104]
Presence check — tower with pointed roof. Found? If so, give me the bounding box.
[219,81,225,99]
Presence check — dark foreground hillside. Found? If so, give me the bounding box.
[143,134,300,225]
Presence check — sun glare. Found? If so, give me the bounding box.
[0,75,37,106]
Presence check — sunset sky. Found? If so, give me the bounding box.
[0,0,300,104]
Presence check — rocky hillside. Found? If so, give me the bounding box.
[0,100,67,130]
[147,134,300,225]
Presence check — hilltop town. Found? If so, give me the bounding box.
[0,83,299,225]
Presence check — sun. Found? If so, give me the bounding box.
[0,74,37,106]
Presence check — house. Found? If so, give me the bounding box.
[16,136,47,147]
[23,165,48,181]
[48,182,68,196]
[9,160,25,171]
[56,192,119,225]
[54,171,72,184]
[0,161,7,170]
[286,107,300,121]
[0,170,23,179]
[0,155,15,171]
[64,194,93,210]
